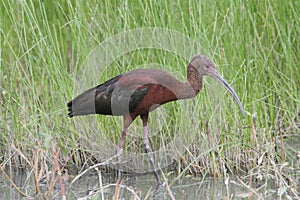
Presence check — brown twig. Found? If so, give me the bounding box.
[33,146,39,196]
[113,178,122,200]
[46,164,57,197]
[159,164,175,200]
[143,188,152,200]
[52,146,66,200]
[0,165,29,197]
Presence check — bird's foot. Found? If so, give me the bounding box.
[152,181,165,198]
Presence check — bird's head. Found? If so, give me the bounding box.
[189,54,245,118]
[189,54,216,76]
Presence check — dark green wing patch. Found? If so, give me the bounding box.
[129,87,149,113]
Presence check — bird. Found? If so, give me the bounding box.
[67,54,245,191]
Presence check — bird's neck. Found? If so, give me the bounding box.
[185,65,203,98]
[175,65,203,100]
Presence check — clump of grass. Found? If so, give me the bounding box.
[1,0,299,199]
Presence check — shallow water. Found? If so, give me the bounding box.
[1,137,299,199]
[0,169,279,199]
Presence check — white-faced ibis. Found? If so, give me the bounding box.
[67,54,245,190]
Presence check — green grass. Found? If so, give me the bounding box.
[1,0,299,198]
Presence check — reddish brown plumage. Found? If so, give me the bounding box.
[67,54,245,190]
[115,68,196,121]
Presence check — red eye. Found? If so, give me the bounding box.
[206,66,210,68]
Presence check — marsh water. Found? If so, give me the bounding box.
[1,137,299,199]
[0,171,275,199]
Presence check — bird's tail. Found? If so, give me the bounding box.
[67,87,97,117]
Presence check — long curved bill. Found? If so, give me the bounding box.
[210,70,245,118]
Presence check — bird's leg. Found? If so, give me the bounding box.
[116,127,127,179]
[118,127,127,149]
[116,115,133,181]
[140,114,162,191]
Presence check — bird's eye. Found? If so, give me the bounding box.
[206,65,210,68]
